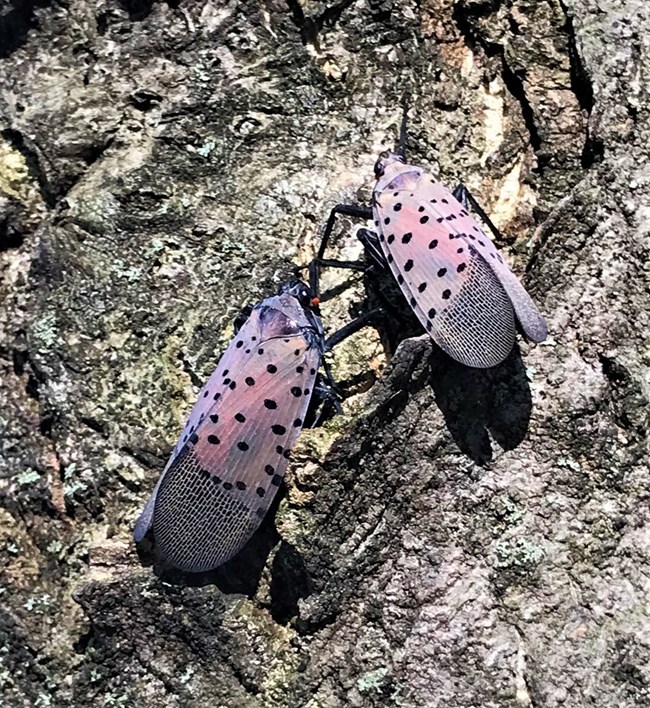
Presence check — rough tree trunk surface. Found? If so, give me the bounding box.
[1,0,649,706]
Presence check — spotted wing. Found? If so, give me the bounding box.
[133,305,273,543]
[374,173,545,367]
[145,326,319,573]
[436,183,549,343]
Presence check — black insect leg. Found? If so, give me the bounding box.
[356,228,388,271]
[315,258,367,272]
[308,258,366,305]
[233,303,254,333]
[312,307,383,420]
[452,183,504,242]
[308,228,388,300]
[451,183,470,210]
[317,204,373,259]
[356,228,418,333]
[310,203,373,296]
[314,364,344,417]
[324,308,384,352]
[310,376,343,424]
[311,308,383,419]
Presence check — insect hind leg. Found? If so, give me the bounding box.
[323,308,384,352]
[310,307,384,422]
[308,229,388,299]
[310,375,343,423]
[357,228,388,271]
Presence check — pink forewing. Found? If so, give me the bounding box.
[134,295,322,572]
[373,165,546,367]
[151,333,319,572]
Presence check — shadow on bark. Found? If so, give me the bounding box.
[429,345,532,465]
[0,0,54,59]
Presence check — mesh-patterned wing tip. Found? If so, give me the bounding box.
[152,447,262,573]
[436,326,515,369]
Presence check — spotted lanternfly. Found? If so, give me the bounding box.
[312,111,548,368]
[370,151,548,367]
[134,281,332,573]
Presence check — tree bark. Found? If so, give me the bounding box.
[1,0,649,706]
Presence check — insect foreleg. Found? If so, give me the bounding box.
[308,232,388,298]
[308,257,366,298]
[315,258,367,271]
[317,203,373,260]
[309,205,374,296]
[233,303,255,333]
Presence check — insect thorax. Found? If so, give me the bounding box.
[375,166,425,198]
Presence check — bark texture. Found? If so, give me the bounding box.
[1,0,649,706]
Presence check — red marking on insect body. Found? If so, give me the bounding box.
[134,282,323,573]
[372,152,547,368]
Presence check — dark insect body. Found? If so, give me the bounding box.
[134,281,372,573]
[311,108,548,368]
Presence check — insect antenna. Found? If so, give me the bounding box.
[396,92,410,160]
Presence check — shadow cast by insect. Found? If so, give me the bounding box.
[268,540,312,624]
[428,344,532,466]
[143,494,312,615]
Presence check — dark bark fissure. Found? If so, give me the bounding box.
[79,135,116,168]
[286,0,356,48]
[560,4,594,113]
[452,1,542,153]
[118,0,179,22]
[317,0,357,30]
[499,59,542,152]
[557,0,604,167]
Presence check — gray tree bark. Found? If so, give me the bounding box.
[1,0,649,706]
